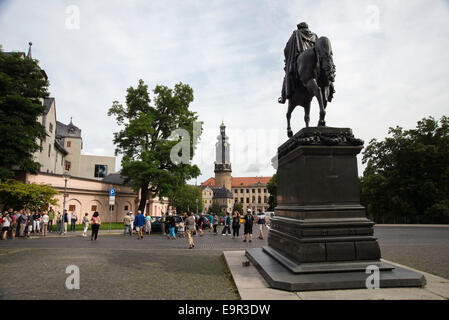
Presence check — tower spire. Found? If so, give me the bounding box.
[27,42,32,59]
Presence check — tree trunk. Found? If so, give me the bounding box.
[138,183,149,214]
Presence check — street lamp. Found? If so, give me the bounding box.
[195,198,199,215]
[62,171,70,234]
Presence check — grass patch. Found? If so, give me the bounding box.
[220,253,241,300]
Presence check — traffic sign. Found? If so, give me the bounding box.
[109,188,116,205]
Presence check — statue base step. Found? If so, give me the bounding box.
[246,248,426,292]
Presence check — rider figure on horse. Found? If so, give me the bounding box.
[278,22,318,104]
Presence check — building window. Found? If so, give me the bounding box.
[240,198,244,203]
[48,144,51,157]
[91,205,97,211]
[246,189,249,193]
[69,205,76,212]
[67,141,71,148]
[258,196,261,203]
[49,123,53,133]
[65,161,71,171]
[252,196,255,202]
[94,164,108,178]
[252,189,255,193]
[235,198,238,203]
[124,205,129,211]
[240,189,243,193]
[258,189,261,193]
[246,198,249,203]
[264,196,267,203]
[235,189,238,193]
[264,189,267,193]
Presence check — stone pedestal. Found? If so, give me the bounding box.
[246,127,426,291]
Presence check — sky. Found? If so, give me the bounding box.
[1,0,448,184]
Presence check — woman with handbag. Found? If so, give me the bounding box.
[90,211,101,241]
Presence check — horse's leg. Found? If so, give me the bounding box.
[306,79,326,126]
[286,101,294,138]
[304,102,311,128]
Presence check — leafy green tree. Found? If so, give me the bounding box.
[267,173,277,211]
[172,184,203,214]
[0,48,49,179]
[361,116,449,224]
[0,179,58,211]
[208,202,222,215]
[108,80,202,213]
[232,201,243,214]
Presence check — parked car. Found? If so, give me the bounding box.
[150,216,162,232]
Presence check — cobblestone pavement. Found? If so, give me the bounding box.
[374,226,449,280]
[0,226,447,299]
[0,228,268,300]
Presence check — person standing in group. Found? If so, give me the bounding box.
[256,209,267,240]
[178,214,186,238]
[9,211,18,239]
[222,212,232,236]
[145,213,152,236]
[90,212,101,241]
[185,212,196,249]
[197,213,205,237]
[41,211,49,237]
[15,210,22,236]
[161,211,166,236]
[56,212,62,234]
[129,211,135,235]
[232,211,241,239]
[48,208,55,232]
[166,212,176,240]
[208,212,214,232]
[134,210,145,240]
[26,211,33,238]
[123,212,132,237]
[1,212,11,240]
[19,210,28,238]
[82,213,89,237]
[212,213,219,235]
[243,209,254,243]
[32,210,41,234]
[70,212,77,232]
[63,210,69,234]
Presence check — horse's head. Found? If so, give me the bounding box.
[316,36,336,83]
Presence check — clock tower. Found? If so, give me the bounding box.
[214,121,232,191]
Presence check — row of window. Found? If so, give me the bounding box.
[234,188,267,194]
[235,196,268,204]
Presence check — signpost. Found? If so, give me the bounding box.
[109,188,116,232]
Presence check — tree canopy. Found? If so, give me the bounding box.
[267,173,277,211]
[171,184,203,214]
[108,80,202,213]
[208,202,222,216]
[361,116,449,224]
[0,48,49,179]
[0,179,58,211]
[232,201,243,215]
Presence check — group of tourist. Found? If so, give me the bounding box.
[157,208,268,248]
[0,207,105,240]
[1,208,53,239]
[123,210,152,239]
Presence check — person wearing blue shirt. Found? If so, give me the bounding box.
[221,212,232,236]
[134,210,145,240]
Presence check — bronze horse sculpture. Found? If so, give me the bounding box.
[284,36,336,138]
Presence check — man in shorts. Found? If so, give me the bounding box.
[243,209,254,243]
[134,210,145,240]
[256,209,266,240]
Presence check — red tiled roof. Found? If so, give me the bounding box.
[201,176,272,188]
